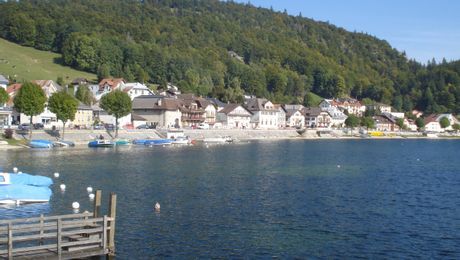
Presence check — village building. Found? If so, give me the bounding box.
[132,95,182,128]
[7,80,61,125]
[320,98,366,116]
[283,104,305,128]
[122,82,154,100]
[274,104,286,128]
[217,104,252,129]
[245,98,279,129]
[304,107,332,128]
[70,103,94,129]
[424,114,459,132]
[373,114,400,131]
[366,103,392,114]
[95,78,126,100]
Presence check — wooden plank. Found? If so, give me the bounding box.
[102,216,108,251]
[0,212,93,225]
[39,214,44,246]
[0,243,56,254]
[57,218,62,258]
[107,193,117,255]
[0,232,57,243]
[65,244,101,252]
[7,223,12,259]
[93,190,102,218]
[61,237,101,248]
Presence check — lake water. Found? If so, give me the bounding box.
[1,140,459,258]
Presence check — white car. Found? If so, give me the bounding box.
[197,123,210,129]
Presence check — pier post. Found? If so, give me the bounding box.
[8,222,12,259]
[93,190,102,218]
[107,192,117,259]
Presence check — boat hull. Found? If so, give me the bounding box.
[88,140,115,147]
[29,140,53,148]
[144,139,173,146]
[0,184,52,204]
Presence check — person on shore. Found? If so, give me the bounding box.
[99,134,104,140]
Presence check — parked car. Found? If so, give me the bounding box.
[136,124,153,129]
[18,123,31,130]
[104,123,115,130]
[197,123,210,129]
[93,124,105,130]
[33,123,44,130]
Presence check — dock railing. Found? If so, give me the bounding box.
[0,190,116,260]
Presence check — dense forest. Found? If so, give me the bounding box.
[1,0,460,113]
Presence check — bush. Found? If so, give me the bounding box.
[4,128,13,139]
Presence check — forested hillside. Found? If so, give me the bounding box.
[0,0,459,113]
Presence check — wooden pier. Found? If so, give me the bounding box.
[0,191,116,259]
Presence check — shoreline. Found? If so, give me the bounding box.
[1,128,459,149]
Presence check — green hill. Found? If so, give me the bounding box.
[0,0,459,113]
[0,38,96,83]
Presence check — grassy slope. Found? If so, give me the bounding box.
[0,38,96,83]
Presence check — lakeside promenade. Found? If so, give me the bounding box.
[1,128,459,149]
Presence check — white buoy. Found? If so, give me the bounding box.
[13,167,18,173]
[18,171,22,174]
[337,165,341,168]
[72,202,80,209]
[89,193,95,200]
[60,184,66,191]
[54,172,60,178]
[86,186,93,193]
[155,202,161,211]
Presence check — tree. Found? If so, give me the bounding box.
[99,90,131,137]
[415,117,425,131]
[75,85,95,105]
[13,82,46,139]
[48,91,78,139]
[396,118,405,130]
[0,87,8,105]
[452,123,460,132]
[360,116,375,130]
[345,114,360,130]
[439,117,450,129]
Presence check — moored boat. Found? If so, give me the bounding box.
[203,136,233,143]
[53,140,75,147]
[171,136,192,145]
[144,139,173,146]
[88,140,115,148]
[114,139,130,146]
[29,139,53,148]
[0,172,53,204]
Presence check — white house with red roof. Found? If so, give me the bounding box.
[7,80,61,125]
[424,114,459,132]
[320,98,366,116]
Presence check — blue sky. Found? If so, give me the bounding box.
[233,0,460,63]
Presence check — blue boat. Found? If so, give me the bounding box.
[144,139,173,146]
[29,139,54,148]
[88,140,115,148]
[0,173,53,204]
[8,172,53,187]
[132,139,151,145]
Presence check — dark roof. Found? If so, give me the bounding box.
[77,102,92,110]
[207,97,226,107]
[132,95,180,111]
[132,113,147,121]
[303,107,323,117]
[245,98,277,112]
[373,115,395,124]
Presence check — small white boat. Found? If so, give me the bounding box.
[203,136,233,143]
[171,136,192,145]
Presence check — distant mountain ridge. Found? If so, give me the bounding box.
[0,0,459,113]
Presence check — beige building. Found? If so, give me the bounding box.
[217,104,252,129]
[132,95,182,128]
[71,103,93,129]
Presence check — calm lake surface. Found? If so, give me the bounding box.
[1,140,459,258]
